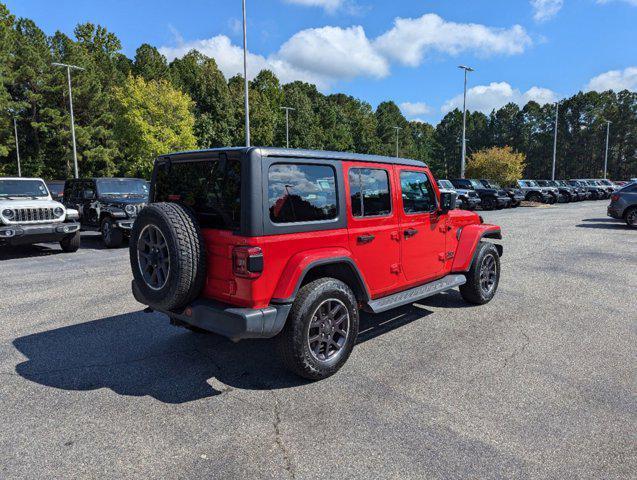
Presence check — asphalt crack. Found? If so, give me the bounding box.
[503,331,530,368]
[271,392,295,479]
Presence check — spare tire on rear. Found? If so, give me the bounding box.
[129,202,207,311]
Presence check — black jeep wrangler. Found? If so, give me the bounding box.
[64,178,149,247]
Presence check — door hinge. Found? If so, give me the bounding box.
[390,231,400,241]
[390,263,401,274]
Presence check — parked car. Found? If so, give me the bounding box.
[437,179,481,210]
[63,177,149,248]
[568,180,603,200]
[0,177,81,251]
[538,180,578,202]
[478,179,525,208]
[534,180,564,203]
[517,180,553,203]
[555,180,589,200]
[450,178,511,210]
[130,148,503,380]
[608,182,637,228]
[46,180,65,202]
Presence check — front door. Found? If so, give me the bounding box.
[396,167,447,284]
[344,162,401,297]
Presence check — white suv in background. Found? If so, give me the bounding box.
[0,177,81,252]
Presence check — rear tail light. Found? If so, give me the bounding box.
[233,246,263,278]
[611,194,619,202]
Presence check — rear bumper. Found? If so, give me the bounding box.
[607,205,623,219]
[132,280,291,341]
[0,222,80,246]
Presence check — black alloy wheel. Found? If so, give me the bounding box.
[137,224,171,291]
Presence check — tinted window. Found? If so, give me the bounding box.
[0,179,48,197]
[269,164,337,223]
[349,168,391,217]
[96,179,148,197]
[154,159,242,230]
[401,171,436,213]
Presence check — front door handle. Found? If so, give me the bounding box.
[404,228,419,238]
[357,234,375,244]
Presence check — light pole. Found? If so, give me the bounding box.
[552,102,559,181]
[12,115,21,177]
[458,65,474,178]
[53,62,84,178]
[604,120,611,179]
[394,126,401,157]
[242,0,250,147]
[280,106,295,148]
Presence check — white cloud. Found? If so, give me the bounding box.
[374,14,531,67]
[278,26,389,79]
[597,0,637,6]
[530,0,563,22]
[284,0,344,13]
[160,15,532,90]
[586,67,637,92]
[399,102,432,117]
[159,35,330,88]
[441,82,558,114]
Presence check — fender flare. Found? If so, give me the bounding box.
[451,224,503,273]
[271,249,371,304]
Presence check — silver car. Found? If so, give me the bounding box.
[607,182,637,228]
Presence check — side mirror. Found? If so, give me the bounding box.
[83,190,95,200]
[440,191,457,213]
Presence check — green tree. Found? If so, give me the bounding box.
[466,146,526,185]
[171,50,234,148]
[113,76,197,177]
[133,44,169,81]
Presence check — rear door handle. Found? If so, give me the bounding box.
[357,234,375,244]
[404,228,419,238]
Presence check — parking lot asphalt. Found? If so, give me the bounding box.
[0,201,635,479]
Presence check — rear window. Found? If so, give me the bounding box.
[154,158,242,230]
[268,163,337,224]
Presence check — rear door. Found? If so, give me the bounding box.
[396,166,447,284]
[344,162,401,297]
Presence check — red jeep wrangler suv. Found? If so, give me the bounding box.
[130,148,503,379]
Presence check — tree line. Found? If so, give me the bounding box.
[0,3,635,180]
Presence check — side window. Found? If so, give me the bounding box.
[268,163,337,224]
[71,182,83,201]
[400,171,436,214]
[349,168,391,217]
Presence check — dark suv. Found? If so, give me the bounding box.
[450,178,511,210]
[478,179,525,208]
[64,178,149,247]
[129,148,503,380]
[608,182,637,228]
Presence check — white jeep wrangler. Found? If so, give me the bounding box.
[0,177,81,252]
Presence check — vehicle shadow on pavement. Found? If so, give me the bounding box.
[0,244,62,260]
[576,221,630,230]
[12,304,434,404]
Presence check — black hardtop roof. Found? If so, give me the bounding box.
[66,177,147,182]
[160,147,427,168]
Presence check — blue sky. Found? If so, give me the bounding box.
[8,0,637,123]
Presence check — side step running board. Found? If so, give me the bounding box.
[365,274,467,314]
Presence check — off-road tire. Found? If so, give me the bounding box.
[130,202,207,311]
[60,231,80,252]
[460,242,501,305]
[277,278,359,380]
[625,207,637,229]
[527,192,543,204]
[101,217,123,248]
